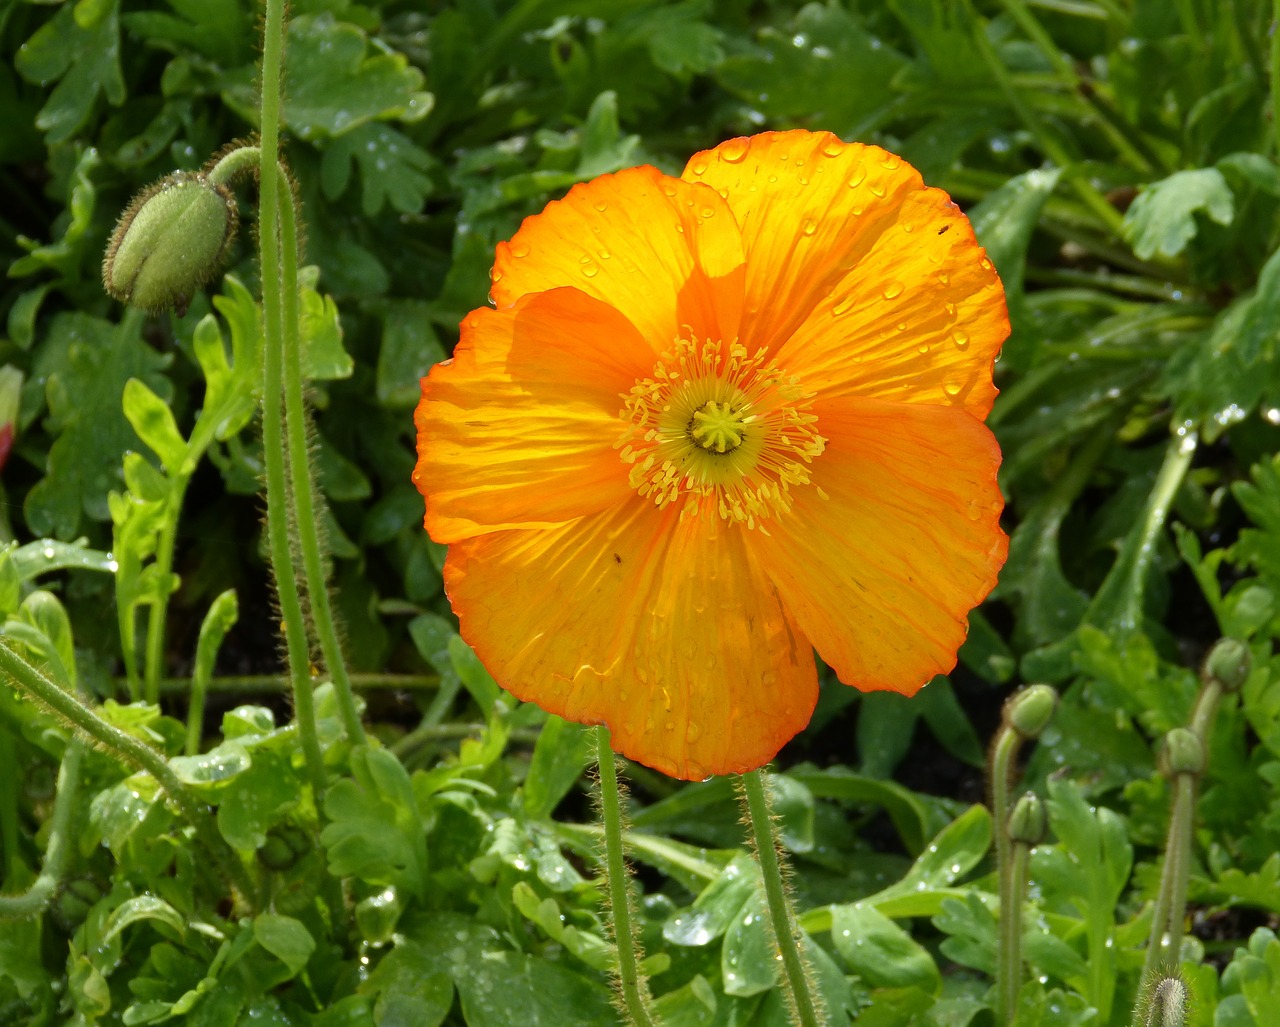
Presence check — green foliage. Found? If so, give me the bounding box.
[4,0,1280,1024]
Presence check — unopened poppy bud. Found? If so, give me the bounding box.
[1004,684,1057,739]
[0,365,23,474]
[1160,728,1204,777]
[103,172,238,316]
[1007,791,1047,846]
[1147,976,1187,1027]
[1202,638,1250,693]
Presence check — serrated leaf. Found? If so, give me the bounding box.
[1122,167,1234,260]
[279,13,428,141]
[25,313,171,537]
[320,122,435,216]
[122,378,186,475]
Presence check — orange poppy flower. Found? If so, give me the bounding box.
[414,130,1008,781]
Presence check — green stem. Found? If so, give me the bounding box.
[595,728,658,1027]
[0,740,82,920]
[275,178,365,746]
[990,727,1021,1025]
[143,472,192,706]
[1142,773,1196,981]
[0,725,17,882]
[1273,0,1280,158]
[968,3,1126,236]
[739,769,823,1027]
[1001,836,1031,1021]
[0,642,254,901]
[258,0,327,799]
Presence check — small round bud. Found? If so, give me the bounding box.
[258,823,311,871]
[1004,684,1058,739]
[1007,791,1047,846]
[1160,728,1205,777]
[355,887,403,945]
[1202,638,1250,693]
[103,172,238,316]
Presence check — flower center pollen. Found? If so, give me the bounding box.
[616,336,827,529]
[691,400,746,454]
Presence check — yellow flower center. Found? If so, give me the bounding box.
[616,337,827,529]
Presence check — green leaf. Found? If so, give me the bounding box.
[168,741,252,794]
[321,122,435,216]
[831,902,942,992]
[300,281,353,381]
[247,13,429,142]
[664,852,761,948]
[523,714,594,820]
[1122,167,1234,260]
[400,913,616,1027]
[15,0,125,143]
[101,895,186,945]
[122,378,186,476]
[720,894,776,996]
[253,914,315,978]
[361,941,452,1027]
[26,313,172,537]
[216,750,299,852]
[320,746,427,895]
[375,301,447,409]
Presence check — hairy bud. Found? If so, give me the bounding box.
[103,172,238,316]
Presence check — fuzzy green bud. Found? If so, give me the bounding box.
[1004,684,1058,739]
[1161,728,1205,777]
[1007,791,1047,846]
[1202,638,1251,693]
[103,172,238,316]
[1145,976,1188,1027]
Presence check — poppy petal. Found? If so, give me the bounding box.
[414,288,650,543]
[683,131,1008,418]
[491,165,747,348]
[753,395,1006,693]
[444,500,817,780]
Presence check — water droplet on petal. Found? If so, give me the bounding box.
[821,137,847,157]
[509,241,530,258]
[832,296,854,316]
[718,138,749,163]
[882,280,904,300]
[943,381,963,398]
[689,159,708,175]
[902,222,914,233]
[801,219,817,236]
[953,328,970,350]
[582,264,599,278]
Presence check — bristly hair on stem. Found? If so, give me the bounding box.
[737,770,825,1027]
[593,728,662,1027]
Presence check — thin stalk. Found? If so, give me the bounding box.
[595,728,658,1027]
[968,3,1126,236]
[0,740,82,919]
[1272,0,1280,157]
[143,472,191,705]
[151,672,439,695]
[275,180,365,746]
[257,0,327,798]
[1141,773,1196,981]
[0,725,17,882]
[0,643,253,901]
[739,770,823,1027]
[990,728,1021,1025]
[1001,835,1032,1020]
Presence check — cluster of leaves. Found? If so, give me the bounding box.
[2,0,1280,1024]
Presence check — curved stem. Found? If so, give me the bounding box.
[276,178,365,746]
[595,728,658,1027]
[1142,772,1195,981]
[739,770,822,1027]
[0,739,82,919]
[0,643,253,901]
[257,0,327,799]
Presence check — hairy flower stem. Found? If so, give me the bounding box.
[594,729,659,1027]
[257,0,331,799]
[990,726,1024,1024]
[0,643,253,901]
[739,770,824,1027]
[1135,975,1188,1027]
[0,738,81,919]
